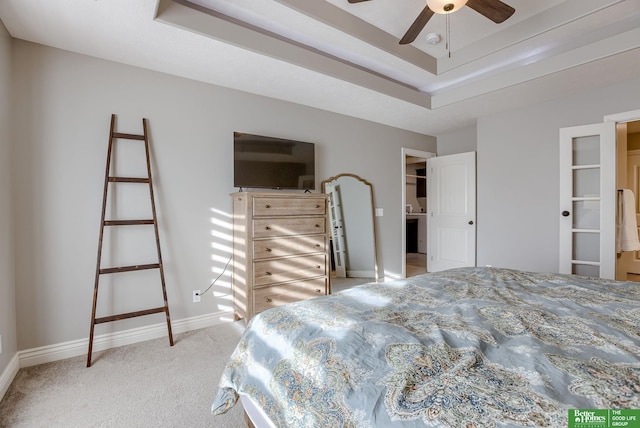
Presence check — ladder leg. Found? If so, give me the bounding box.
[142,118,174,347]
[87,114,116,367]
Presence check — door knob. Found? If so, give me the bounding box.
[468,220,474,225]
[562,211,570,217]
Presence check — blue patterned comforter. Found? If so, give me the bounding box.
[212,267,640,427]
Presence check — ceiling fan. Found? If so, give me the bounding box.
[347,0,515,45]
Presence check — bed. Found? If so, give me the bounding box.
[211,267,640,427]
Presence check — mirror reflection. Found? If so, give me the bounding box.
[322,173,378,293]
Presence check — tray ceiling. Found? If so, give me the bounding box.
[1,0,640,135]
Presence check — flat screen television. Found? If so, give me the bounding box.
[234,132,315,190]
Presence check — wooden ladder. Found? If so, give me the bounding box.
[87,114,174,367]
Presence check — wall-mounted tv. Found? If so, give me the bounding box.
[234,132,315,190]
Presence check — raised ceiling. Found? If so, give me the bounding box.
[1,0,640,135]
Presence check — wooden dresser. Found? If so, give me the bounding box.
[231,192,329,322]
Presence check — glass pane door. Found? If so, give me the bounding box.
[571,135,601,276]
[559,122,616,279]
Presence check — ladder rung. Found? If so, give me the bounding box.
[104,220,154,226]
[112,132,145,140]
[94,307,166,324]
[100,263,160,274]
[108,177,150,183]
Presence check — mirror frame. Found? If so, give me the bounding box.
[322,173,379,284]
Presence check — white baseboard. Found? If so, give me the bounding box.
[18,310,234,368]
[0,353,19,402]
[346,270,375,278]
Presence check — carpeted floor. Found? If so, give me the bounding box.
[0,322,247,428]
[330,276,372,293]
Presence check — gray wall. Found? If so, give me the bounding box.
[10,40,435,351]
[477,77,640,272]
[436,124,477,156]
[0,19,17,380]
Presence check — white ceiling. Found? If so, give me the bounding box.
[1,0,640,136]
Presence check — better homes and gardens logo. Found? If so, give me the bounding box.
[571,410,608,427]
[569,409,640,428]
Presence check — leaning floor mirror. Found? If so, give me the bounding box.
[322,173,379,293]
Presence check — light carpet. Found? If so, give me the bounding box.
[0,322,247,428]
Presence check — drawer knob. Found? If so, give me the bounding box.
[265,226,271,230]
[315,289,322,293]
[315,204,320,208]
[265,271,272,276]
[265,248,272,252]
[314,244,320,248]
[265,204,271,208]
[316,265,321,269]
[266,298,272,303]
[315,224,320,228]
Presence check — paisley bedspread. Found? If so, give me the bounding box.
[211,267,640,427]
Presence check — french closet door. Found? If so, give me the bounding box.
[559,122,616,279]
[325,181,347,278]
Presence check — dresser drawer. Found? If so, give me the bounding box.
[254,277,327,314]
[253,197,326,217]
[253,217,325,238]
[254,235,325,260]
[254,253,326,287]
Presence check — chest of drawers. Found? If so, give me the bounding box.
[231,192,329,322]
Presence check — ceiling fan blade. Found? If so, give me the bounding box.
[347,0,371,3]
[466,0,515,23]
[400,6,435,45]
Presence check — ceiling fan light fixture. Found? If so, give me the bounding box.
[426,0,468,14]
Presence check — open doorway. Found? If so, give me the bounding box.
[615,119,640,281]
[401,148,435,278]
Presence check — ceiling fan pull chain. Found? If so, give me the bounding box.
[446,12,451,58]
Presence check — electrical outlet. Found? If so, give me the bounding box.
[193,290,201,303]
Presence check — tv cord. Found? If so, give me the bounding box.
[196,256,232,298]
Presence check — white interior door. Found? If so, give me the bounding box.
[427,151,476,272]
[559,122,616,279]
